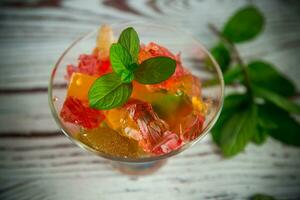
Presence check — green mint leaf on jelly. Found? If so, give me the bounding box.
[254,86,300,114]
[128,63,139,71]
[118,27,140,62]
[210,43,231,72]
[120,71,134,83]
[134,56,176,84]
[251,194,276,200]
[110,43,134,83]
[223,6,264,43]
[248,61,296,97]
[88,73,132,110]
[257,103,300,147]
[88,26,178,110]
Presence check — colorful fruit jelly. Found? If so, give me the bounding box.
[60,25,208,158]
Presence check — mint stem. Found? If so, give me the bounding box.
[208,23,253,95]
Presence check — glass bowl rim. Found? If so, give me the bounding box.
[48,22,225,163]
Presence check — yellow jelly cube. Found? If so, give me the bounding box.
[67,73,97,101]
[105,108,141,141]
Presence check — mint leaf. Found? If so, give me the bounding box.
[252,128,268,145]
[120,71,134,83]
[212,94,249,145]
[223,66,242,84]
[210,43,231,72]
[249,61,296,97]
[128,63,138,71]
[254,86,300,114]
[257,106,278,130]
[251,194,276,200]
[251,104,279,145]
[118,27,140,62]
[219,103,257,157]
[110,43,134,83]
[258,103,300,147]
[223,6,264,43]
[134,56,176,84]
[88,73,132,110]
[215,61,296,97]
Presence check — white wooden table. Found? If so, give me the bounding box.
[0,0,300,199]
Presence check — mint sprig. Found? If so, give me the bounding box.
[208,6,300,157]
[88,73,132,110]
[88,27,177,110]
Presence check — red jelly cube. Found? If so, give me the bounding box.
[60,97,105,129]
[152,131,182,155]
[66,53,112,79]
[176,114,205,141]
[125,99,183,155]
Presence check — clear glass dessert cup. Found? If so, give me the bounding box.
[48,22,224,175]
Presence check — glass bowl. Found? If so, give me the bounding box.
[48,22,224,174]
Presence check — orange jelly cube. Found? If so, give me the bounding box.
[105,108,141,141]
[67,72,97,101]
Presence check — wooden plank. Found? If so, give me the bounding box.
[0,136,300,199]
[0,93,58,133]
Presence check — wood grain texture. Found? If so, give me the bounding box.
[0,0,300,199]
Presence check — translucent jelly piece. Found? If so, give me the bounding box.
[67,73,97,101]
[152,131,182,155]
[192,96,209,116]
[105,108,142,141]
[79,127,141,158]
[125,100,182,154]
[66,54,111,79]
[60,97,105,129]
[166,74,201,97]
[105,99,182,155]
[95,24,114,60]
[78,54,111,76]
[171,113,205,142]
[131,82,193,120]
